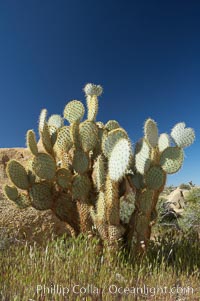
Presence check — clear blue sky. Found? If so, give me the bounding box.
[0,0,199,186]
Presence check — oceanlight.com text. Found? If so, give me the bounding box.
[36,283,195,297]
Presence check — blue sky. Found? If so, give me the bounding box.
[0,0,199,186]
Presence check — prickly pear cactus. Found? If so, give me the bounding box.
[3,84,195,255]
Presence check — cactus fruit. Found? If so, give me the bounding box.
[4,82,195,256]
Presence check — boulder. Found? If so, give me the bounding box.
[0,147,69,247]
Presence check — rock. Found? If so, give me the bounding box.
[0,198,70,246]
[0,147,31,181]
[0,147,70,246]
[164,187,188,216]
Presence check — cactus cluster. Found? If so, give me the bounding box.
[3,83,195,253]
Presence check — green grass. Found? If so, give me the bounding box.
[186,187,200,203]
[1,232,200,301]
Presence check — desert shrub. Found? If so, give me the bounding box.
[179,183,191,190]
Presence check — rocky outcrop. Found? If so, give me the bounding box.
[159,187,191,229]
[0,147,30,178]
[0,198,70,247]
[164,188,187,215]
[0,147,69,246]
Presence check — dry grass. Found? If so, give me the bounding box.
[0,178,200,300]
[0,233,200,301]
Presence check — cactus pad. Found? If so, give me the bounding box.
[171,122,195,148]
[105,176,120,225]
[79,120,98,151]
[5,192,31,209]
[105,120,120,131]
[38,108,47,133]
[108,224,125,242]
[96,191,106,221]
[84,83,103,96]
[130,173,145,190]
[108,138,132,181]
[60,153,71,169]
[102,128,128,158]
[92,154,106,191]
[145,166,165,190]
[138,189,153,215]
[3,184,18,201]
[96,121,104,128]
[70,121,81,149]
[120,193,135,224]
[64,100,85,124]
[72,149,89,174]
[94,221,108,240]
[48,114,64,128]
[6,160,29,190]
[15,194,31,209]
[27,169,37,185]
[55,193,74,221]
[48,125,57,146]
[158,133,170,152]
[56,168,72,189]
[135,139,151,175]
[26,130,38,156]
[54,126,72,153]
[41,123,53,154]
[30,182,53,210]
[32,153,56,180]
[160,146,184,174]
[144,118,159,148]
[72,174,91,201]
[86,95,99,121]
